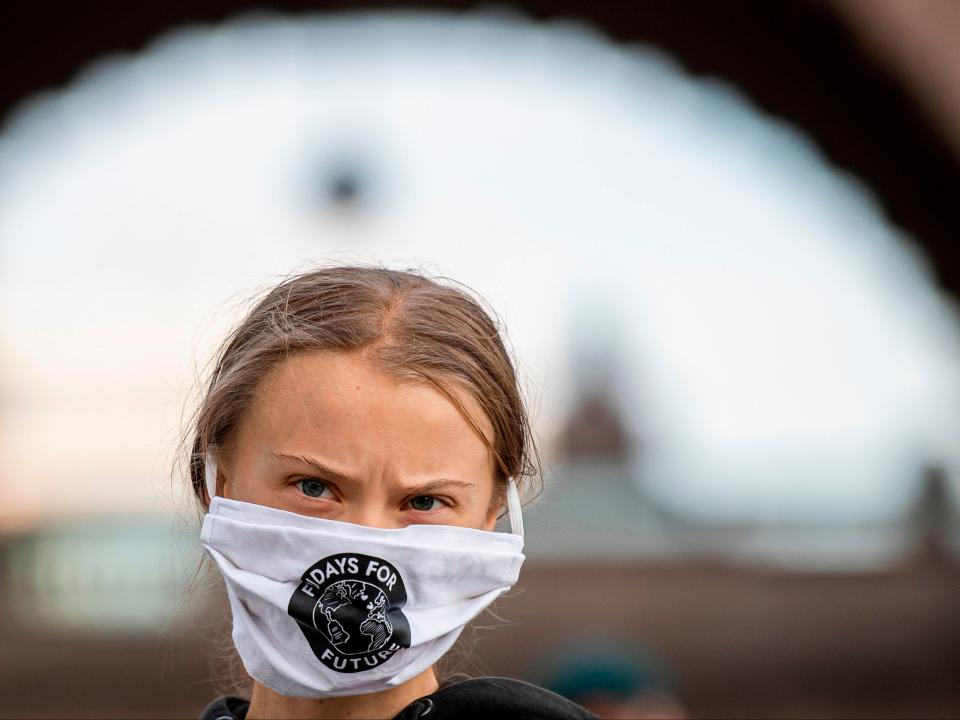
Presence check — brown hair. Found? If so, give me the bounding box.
[182,263,541,513]
[178,264,540,693]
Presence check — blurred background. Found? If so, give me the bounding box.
[1,1,959,717]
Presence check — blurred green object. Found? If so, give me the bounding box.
[4,514,201,632]
[542,642,676,701]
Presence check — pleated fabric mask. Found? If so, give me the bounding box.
[200,452,525,697]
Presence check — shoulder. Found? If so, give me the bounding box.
[199,696,250,720]
[396,677,599,720]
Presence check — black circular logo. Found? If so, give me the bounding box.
[288,553,411,673]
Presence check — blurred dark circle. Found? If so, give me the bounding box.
[323,159,370,212]
[329,169,361,207]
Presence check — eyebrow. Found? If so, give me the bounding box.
[270,452,355,484]
[269,452,477,493]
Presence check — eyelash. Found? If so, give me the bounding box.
[292,478,452,512]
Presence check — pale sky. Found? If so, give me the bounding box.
[1,11,958,530]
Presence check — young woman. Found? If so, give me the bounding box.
[186,266,597,719]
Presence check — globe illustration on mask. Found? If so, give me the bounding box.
[312,580,394,655]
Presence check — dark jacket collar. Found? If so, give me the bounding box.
[201,677,597,720]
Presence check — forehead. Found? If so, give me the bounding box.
[233,350,494,476]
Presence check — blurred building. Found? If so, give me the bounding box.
[2,2,960,719]
[1,460,957,718]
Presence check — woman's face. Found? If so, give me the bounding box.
[218,350,500,531]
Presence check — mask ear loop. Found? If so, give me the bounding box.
[204,449,219,502]
[506,477,524,538]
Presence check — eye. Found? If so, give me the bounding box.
[408,495,438,512]
[296,479,331,499]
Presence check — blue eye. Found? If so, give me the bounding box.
[409,495,437,511]
[297,479,330,498]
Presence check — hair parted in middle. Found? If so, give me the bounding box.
[184,264,541,514]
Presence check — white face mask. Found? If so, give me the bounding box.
[199,452,525,698]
